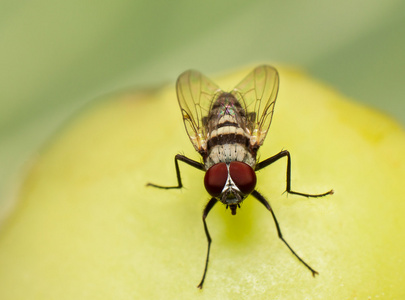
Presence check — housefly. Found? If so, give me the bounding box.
[147,65,333,288]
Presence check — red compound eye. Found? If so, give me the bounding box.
[229,161,256,195]
[204,163,228,197]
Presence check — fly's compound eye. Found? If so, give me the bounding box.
[204,162,228,197]
[229,161,257,195]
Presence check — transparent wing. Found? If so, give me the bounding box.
[231,65,279,148]
[176,69,221,153]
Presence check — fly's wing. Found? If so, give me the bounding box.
[176,70,221,154]
[231,65,279,148]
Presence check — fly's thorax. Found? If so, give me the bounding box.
[203,92,257,214]
[204,121,256,169]
[204,144,255,169]
[204,95,256,169]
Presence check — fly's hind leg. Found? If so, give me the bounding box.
[146,154,204,189]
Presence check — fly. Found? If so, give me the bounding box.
[147,65,333,289]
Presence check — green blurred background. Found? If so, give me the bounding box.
[1,0,404,217]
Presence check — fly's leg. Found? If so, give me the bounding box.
[255,150,333,197]
[197,198,217,289]
[252,190,319,276]
[146,154,204,189]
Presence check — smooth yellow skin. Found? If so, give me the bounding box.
[0,66,404,299]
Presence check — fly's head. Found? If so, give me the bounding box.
[204,161,256,215]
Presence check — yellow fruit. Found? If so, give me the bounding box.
[0,66,404,299]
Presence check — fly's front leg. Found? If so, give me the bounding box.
[252,190,318,276]
[255,150,333,197]
[197,198,217,289]
[147,154,204,189]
